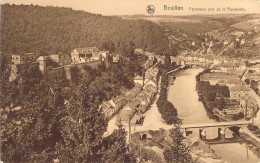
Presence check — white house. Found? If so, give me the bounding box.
[71,47,99,64]
[240,39,245,45]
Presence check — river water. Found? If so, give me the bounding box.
[168,68,260,163]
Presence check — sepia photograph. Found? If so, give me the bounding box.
[0,0,260,162]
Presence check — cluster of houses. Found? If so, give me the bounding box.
[134,49,157,69]
[199,57,260,119]
[100,66,159,126]
[10,47,120,81]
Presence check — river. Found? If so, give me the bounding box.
[168,68,260,163]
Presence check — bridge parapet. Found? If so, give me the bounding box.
[180,120,253,130]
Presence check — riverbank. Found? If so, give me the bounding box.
[168,68,260,162]
[167,68,223,162]
[186,135,224,163]
[240,127,260,150]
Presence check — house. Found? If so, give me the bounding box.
[134,49,144,55]
[124,92,136,102]
[209,41,214,46]
[240,39,245,45]
[134,75,144,86]
[198,57,206,63]
[229,85,252,100]
[117,107,134,125]
[248,56,260,64]
[223,78,243,88]
[185,55,198,62]
[143,84,156,99]
[240,97,258,118]
[222,105,242,115]
[213,58,222,65]
[49,53,71,65]
[127,98,141,112]
[101,101,116,119]
[250,64,260,73]
[200,73,221,85]
[111,53,120,63]
[171,56,181,66]
[111,95,127,111]
[130,114,144,125]
[124,84,142,101]
[210,65,222,73]
[138,104,149,113]
[244,72,260,81]
[12,53,37,65]
[220,62,239,73]
[71,47,99,63]
[136,93,151,113]
[99,51,109,60]
[239,62,247,70]
[192,41,196,46]
[223,40,229,45]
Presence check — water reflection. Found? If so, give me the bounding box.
[210,143,260,163]
[168,68,260,163]
[168,68,215,124]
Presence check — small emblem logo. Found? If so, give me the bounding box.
[147,5,155,14]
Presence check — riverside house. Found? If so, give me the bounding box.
[229,85,252,101]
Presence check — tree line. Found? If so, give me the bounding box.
[156,54,179,125]
[1,4,169,58]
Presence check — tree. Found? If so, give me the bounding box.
[217,85,230,97]
[245,79,250,85]
[0,55,14,108]
[1,70,65,162]
[162,101,178,125]
[164,53,172,70]
[56,80,108,162]
[1,4,170,56]
[164,124,193,163]
[102,123,136,163]
[101,41,115,53]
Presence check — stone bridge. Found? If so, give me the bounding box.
[180,120,253,139]
[166,65,186,75]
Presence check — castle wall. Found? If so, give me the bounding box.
[46,60,102,81]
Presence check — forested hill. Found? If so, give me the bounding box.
[1,4,169,57]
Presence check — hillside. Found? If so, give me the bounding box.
[1,4,169,57]
[128,14,260,35]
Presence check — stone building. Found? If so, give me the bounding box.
[12,53,36,65]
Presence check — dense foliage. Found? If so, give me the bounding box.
[248,124,260,138]
[196,71,236,120]
[156,56,179,125]
[1,4,169,57]
[163,124,193,163]
[71,55,145,102]
[0,57,138,162]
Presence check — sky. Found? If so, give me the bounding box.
[1,0,260,16]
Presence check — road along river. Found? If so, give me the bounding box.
[168,68,260,163]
